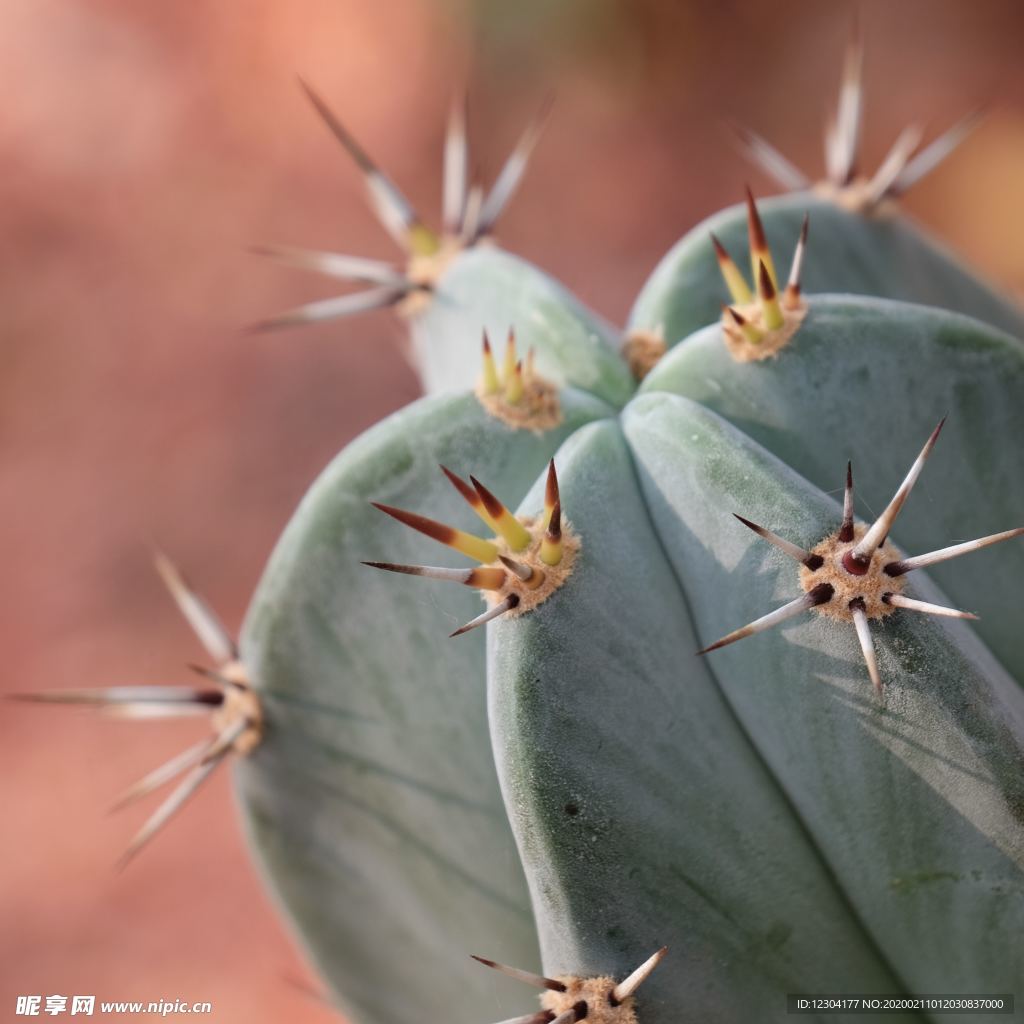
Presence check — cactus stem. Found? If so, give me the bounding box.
[782,213,809,311]
[443,91,469,233]
[697,586,833,655]
[745,187,778,289]
[481,333,501,395]
[850,418,945,564]
[756,261,784,330]
[370,502,500,564]
[711,233,754,306]
[471,477,533,551]
[609,947,668,1004]
[541,502,564,566]
[849,598,883,695]
[499,555,545,589]
[882,593,979,620]
[724,306,763,345]
[732,514,822,568]
[885,527,1024,576]
[297,76,432,253]
[471,956,567,993]
[362,561,507,591]
[450,594,521,638]
[839,461,856,542]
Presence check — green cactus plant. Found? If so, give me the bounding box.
[18,34,1024,1024]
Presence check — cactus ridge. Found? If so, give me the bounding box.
[699,418,1023,694]
[254,81,550,332]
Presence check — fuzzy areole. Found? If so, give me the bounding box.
[799,523,905,622]
[622,327,667,381]
[211,659,264,755]
[482,515,579,619]
[720,300,806,362]
[540,976,638,1024]
[476,374,563,432]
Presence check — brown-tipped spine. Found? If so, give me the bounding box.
[745,186,778,288]
[711,233,754,305]
[757,261,784,330]
[782,213,809,310]
[540,501,563,566]
[839,461,855,542]
[725,305,763,345]
[470,955,566,993]
[362,561,506,591]
[544,459,560,528]
[370,502,499,564]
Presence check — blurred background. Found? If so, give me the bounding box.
[3,0,1024,1019]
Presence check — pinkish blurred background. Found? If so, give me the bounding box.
[3,1,1024,1020]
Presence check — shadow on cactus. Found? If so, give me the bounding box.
[17,55,1024,1024]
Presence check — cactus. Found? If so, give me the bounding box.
[629,35,1023,347]
[18,31,1024,1024]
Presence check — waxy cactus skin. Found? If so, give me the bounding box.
[20,29,1024,1024]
